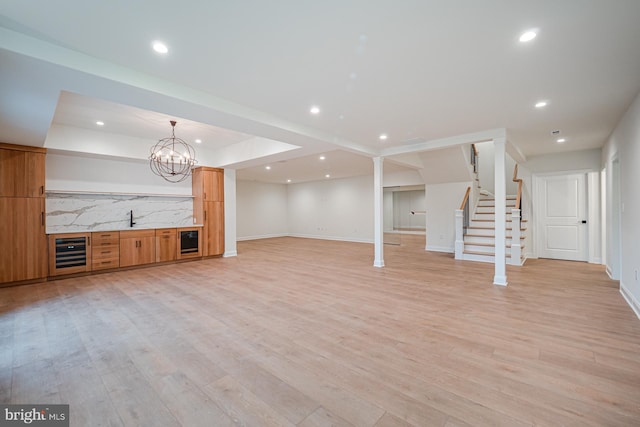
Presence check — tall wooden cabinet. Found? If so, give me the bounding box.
[0,143,48,284]
[192,167,224,257]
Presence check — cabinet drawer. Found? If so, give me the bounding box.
[120,229,155,239]
[155,228,176,237]
[92,258,119,270]
[92,231,120,245]
[93,247,119,260]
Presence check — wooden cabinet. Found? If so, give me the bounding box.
[92,231,120,271]
[0,143,45,198]
[120,230,156,267]
[0,143,48,285]
[156,228,177,262]
[0,198,48,282]
[192,167,224,257]
[48,233,91,276]
[203,201,224,256]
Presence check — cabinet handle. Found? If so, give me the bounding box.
[101,261,110,265]
[101,250,111,254]
[41,212,44,226]
[204,210,207,221]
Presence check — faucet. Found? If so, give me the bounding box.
[130,210,136,227]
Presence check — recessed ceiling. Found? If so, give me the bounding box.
[1,1,640,183]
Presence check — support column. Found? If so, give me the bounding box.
[223,168,237,257]
[493,137,507,285]
[373,157,385,268]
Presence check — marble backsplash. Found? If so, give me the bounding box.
[46,192,196,233]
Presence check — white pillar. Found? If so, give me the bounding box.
[373,157,385,267]
[223,168,237,257]
[455,209,464,259]
[493,137,507,285]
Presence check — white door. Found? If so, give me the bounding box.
[538,173,588,261]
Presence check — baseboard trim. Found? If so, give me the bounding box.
[606,265,614,279]
[620,281,640,320]
[223,251,238,258]
[426,245,454,253]
[236,234,288,241]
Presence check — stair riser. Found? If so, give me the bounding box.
[476,206,516,213]
[464,244,513,254]
[464,236,522,244]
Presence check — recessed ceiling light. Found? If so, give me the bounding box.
[265,166,271,170]
[310,106,320,115]
[535,101,547,108]
[95,121,104,126]
[379,134,388,141]
[287,179,292,183]
[325,174,331,178]
[519,30,537,43]
[319,155,326,160]
[557,138,566,143]
[195,139,202,144]
[152,41,168,54]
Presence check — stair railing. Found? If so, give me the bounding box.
[470,143,479,173]
[511,165,523,265]
[455,186,471,260]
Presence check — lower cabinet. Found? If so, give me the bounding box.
[92,231,120,270]
[48,232,91,276]
[0,198,48,283]
[155,228,177,262]
[120,230,156,267]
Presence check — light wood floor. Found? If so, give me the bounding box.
[2,236,640,426]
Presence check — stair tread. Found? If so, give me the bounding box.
[464,242,526,249]
[464,234,526,239]
[467,226,528,231]
[472,219,528,222]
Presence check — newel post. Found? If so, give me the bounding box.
[510,209,521,266]
[455,209,464,260]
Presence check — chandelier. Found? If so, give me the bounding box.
[149,120,197,183]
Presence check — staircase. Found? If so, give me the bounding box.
[459,196,527,265]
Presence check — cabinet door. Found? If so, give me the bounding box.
[204,201,224,256]
[120,236,156,267]
[156,229,177,262]
[0,149,45,197]
[203,170,224,201]
[0,198,48,282]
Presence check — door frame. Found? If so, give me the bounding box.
[532,169,601,263]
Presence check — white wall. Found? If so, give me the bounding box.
[475,141,517,195]
[525,148,601,174]
[603,90,640,318]
[47,152,192,195]
[287,175,374,243]
[236,180,288,240]
[425,181,472,252]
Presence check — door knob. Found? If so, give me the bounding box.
[581,220,587,224]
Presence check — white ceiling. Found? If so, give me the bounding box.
[1,1,640,183]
